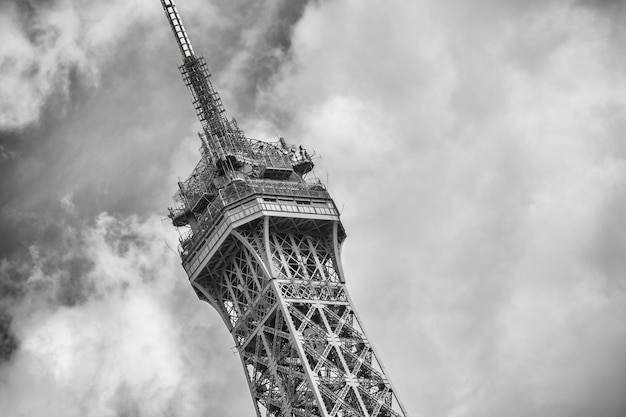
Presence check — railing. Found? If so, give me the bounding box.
[178,179,331,257]
[221,178,328,206]
[173,136,317,216]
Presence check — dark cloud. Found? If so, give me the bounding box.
[0,0,84,130]
[0,212,258,416]
[576,0,626,45]
[0,0,311,414]
[178,0,312,120]
[234,0,310,113]
[0,309,19,362]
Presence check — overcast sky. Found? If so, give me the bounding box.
[1,0,626,416]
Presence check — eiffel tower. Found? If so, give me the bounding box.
[161,1,409,416]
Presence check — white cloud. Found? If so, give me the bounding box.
[0,0,164,130]
[0,2,79,128]
[255,0,626,416]
[0,214,251,417]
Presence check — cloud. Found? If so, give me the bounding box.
[0,0,85,129]
[0,0,170,131]
[0,213,251,417]
[0,0,313,234]
[2,0,626,416]
[253,0,626,416]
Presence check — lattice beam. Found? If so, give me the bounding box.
[189,219,408,417]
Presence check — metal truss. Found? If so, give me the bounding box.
[191,218,408,417]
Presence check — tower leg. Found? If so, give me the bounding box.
[192,219,408,417]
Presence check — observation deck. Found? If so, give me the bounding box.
[175,177,342,280]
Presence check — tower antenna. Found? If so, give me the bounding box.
[161,0,195,58]
[161,0,241,173]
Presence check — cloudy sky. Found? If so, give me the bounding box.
[1,0,626,416]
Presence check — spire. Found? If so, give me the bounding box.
[160,0,313,190]
[160,0,243,170]
[161,0,195,58]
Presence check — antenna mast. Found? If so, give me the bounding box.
[160,0,242,171]
[161,0,194,58]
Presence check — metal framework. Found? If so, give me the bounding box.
[160,1,409,416]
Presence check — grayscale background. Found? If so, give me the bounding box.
[1,0,625,416]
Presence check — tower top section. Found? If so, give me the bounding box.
[161,0,235,161]
[161,0,195,58]
[161,0,320,258]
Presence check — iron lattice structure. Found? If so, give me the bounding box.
[160,1,409,416]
